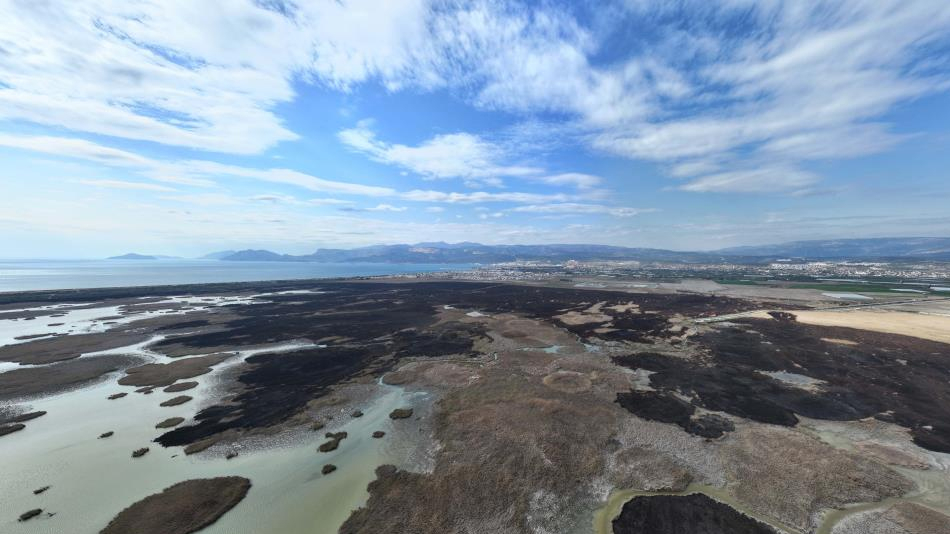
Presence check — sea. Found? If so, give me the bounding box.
[0,259,472,293]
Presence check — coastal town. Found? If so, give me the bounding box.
[406,259,950,289]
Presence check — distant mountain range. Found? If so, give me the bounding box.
[202,238,950,263]
[107,238,950,264]
[199,250,238,260]
[717,237,950,260]
[108,253,185,260]
[108,253,157,260]
[211,243,720,264]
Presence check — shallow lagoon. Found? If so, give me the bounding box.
[0,369,415,534]
[0,289,425,533]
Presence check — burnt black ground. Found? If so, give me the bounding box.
[156,345,388,446]
[616,391,695,427]
[614,315,950,452]
[612,494,776,534]
[8,279,946,453]
[616,391,736,438]
[149,281,754,448]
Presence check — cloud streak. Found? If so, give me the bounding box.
[339,122,541,185]
[4,0,946,193]
[511,203,657,217]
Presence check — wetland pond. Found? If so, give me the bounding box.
[0,355,418,534]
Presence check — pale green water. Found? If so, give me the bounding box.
[0,368,413,534]
[804,420,950,534]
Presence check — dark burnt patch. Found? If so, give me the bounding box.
[617,391,694,426]
[140,281,765,448]
[445,285,758,343]
[614,316,950,452]
[155,319,210,331]
[767,311,797,321]
[579,312,672,343]
[612,494,776,534]
[391,321,487,358]
[615,391,735,438]
[151,286,438,353]
[684,415,735,439]
[156,344,386,447]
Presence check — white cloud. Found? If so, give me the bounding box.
[758,124,908,160]
[0,134,150,167]
[679,166,819,194]
[0,133,396,196]
[356,0,950,194]
[179,161,396,197]
[369,204,406,212]
[590,1,950,191]
[666,160,722,179]
[339,123,540,182]
[432,3,652,126]
[340,203,408,213]
[249,194,351,206]
[2,0,947,184]
[250,194,302,204]
[528,173,602,189]
[308,198,354,206]
[0,0,436,154]
[401,190,571,204]
[0,134,214,186]
[78,179,176,192]
[3,0,948,241]
[3,133,602,213]
[511,203,656,217]
[338,1,950,194]
[162,193,242,206]
[424,206,445,213]
[339,122,608,192]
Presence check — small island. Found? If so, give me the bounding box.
[100,477,251,534]
[108,253,157,260]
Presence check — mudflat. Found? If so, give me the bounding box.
[0,354,140,400]
[0,331,149,365]
[119,355,228,387]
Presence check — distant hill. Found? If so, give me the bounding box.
[199,250,238,260]
[221,249,295,262]
[717,237,950,260]
[108,253,156,260]
[211,238,950,264]
[218,243,720,264]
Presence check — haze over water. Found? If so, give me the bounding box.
[0,260,468,293]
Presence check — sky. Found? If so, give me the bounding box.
[1,0,949,258]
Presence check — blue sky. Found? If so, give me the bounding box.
[1,0,949,258]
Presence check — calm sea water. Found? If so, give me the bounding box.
[0,259,471,293]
